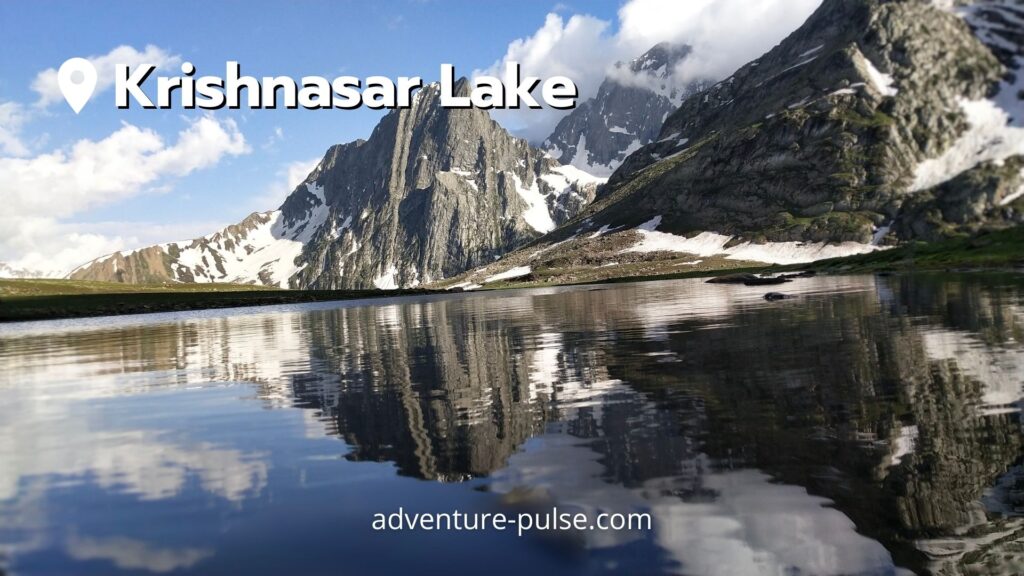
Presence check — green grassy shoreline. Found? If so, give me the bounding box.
[3,227,1021,323]
[0,279,440,323]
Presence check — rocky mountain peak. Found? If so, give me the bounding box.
[543,41,710,178]
[627,41,693,76]
[71,79,602,289]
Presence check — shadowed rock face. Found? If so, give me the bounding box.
[560,0,1022,245]
[543,42,710,177]
[70,80,601,289]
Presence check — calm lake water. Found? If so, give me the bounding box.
[1,274,1023,576]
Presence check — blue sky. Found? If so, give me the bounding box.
[0,1,618,222]
[0,0,819,275]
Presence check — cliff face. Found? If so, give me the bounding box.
[70,80,602,289]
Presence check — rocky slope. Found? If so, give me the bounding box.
[600,0,1023,243]
[543,42,710,177]
[70,80,602,289]
[440,0,1024,288]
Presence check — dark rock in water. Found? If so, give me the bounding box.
[764,292,792,301]
[777,271,817,280]
[708,273,797,286]
[707,273,761,284]
[743,277,792,286]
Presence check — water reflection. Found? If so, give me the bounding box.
[0,274,1022,575]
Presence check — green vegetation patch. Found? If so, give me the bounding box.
[0,279,437,322]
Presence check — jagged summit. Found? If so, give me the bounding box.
[543,42,710,177]
[625,41,693,83]
[71,79,602,289]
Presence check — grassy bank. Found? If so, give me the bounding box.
[796,226,1024,273]
[0,278,437,322]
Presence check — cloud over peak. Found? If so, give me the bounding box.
[479,0,823,141]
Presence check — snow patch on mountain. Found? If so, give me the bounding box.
[910,1,1024,192]
[172,212,301,287]
[958,1,1024,66]
[373,264,399,290]
[862,57,898,97]
[485,266,532,283]
[513,165,606,234]
[999,174,1024,206]
[625,216,881,265]
[540,164,608,191]
[910,99,1024,192]
[512,174,557,233]
[154,182,330,287]
[564,135,613,177]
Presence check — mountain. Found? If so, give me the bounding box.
[69,80,603,289]
[0,262,50,279]
[438,0,1024,288]
[600,0,1023,244]
[543,42,710,177]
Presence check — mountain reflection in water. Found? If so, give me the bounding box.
[1,273,1022,575]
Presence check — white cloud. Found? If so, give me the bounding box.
[480,0,822,141]
[0,101,31,157]
[286,157,320,190]
[0,218,129,278]
[619,0,823,84]
[31,44,181,109]
[0,116,249,276]
[476,13,613,141]
[1,116,247,220]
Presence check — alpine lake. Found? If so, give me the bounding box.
[1,272,1023,575]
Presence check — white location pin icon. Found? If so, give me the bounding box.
[57,57,98,114]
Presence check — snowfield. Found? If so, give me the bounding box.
[911,99,1024,192]
[625,216,881,265]
[373,264,399,290]
[484,266,532,283]
[911,1,1024,193]
[861,56,898,97]
[514,165,606,234]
